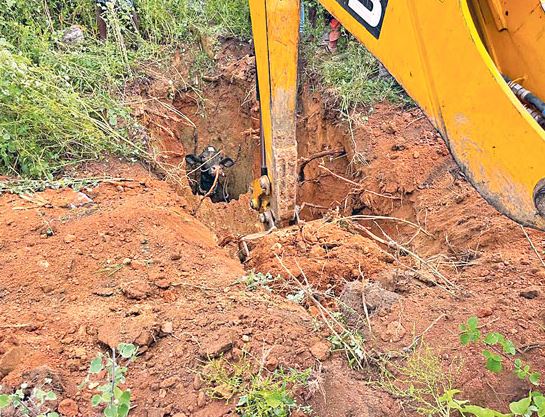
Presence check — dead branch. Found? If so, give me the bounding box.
[298,149,346,181]
[521,225,545,269]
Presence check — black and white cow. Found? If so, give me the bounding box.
[185,146,235,203]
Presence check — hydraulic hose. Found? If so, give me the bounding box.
[503,75,545,118]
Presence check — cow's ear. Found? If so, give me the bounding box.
[220,157,234,168]
[185,154,201,165]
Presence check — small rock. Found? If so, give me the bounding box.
[156,279,171,290]
[477,307,493,318]
[161,322,173,334]
[0,347,25,377]
[61,25,84,44]
[64,234,77,244]
[93,288,114,297]
[309,245,326,257]
[413,151,420,159]
[134,329,157,347]
[310,341,330,361]
[122,281,152,300]
[58,399,78,417]
[122,258,132,265]
[193,374,203,390]
[170,254,181,261]
[197,391,207,408]
[381,321,406,343]
[160,376,179,389]
[520,288,539,300]
[241,334,250,342]
[265,355,279,371]
[199,333,233,359]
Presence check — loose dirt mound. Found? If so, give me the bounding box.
[247,98,545,412]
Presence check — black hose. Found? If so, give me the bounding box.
[503,75,545,117]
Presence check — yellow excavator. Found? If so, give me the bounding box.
[248,0,545,230]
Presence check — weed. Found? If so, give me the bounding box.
[201,356,313,417]
[238,271,278,292]
[0,379,59,417]
[459,316,541,385]
[328,329,367,370]
[379,343,456,417]
[0,176,132,195]
[81,343,138,417]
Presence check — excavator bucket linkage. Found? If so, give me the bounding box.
[250,0,545,230]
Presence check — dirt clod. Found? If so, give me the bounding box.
[161,322,173,335]
[0,347,25,378]
[310,341,330,361]
[122,281,152,300]
[339,281,399,332]
[58,398,78,417]
[63,234,76,244]
[199,333,233,359]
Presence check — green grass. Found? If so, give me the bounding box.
[0,0,251,180]
[301,2,410,116]
[0,0,408,180]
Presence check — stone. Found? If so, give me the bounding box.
[310,341,330,361]
[339,281,399,331]
[193,374,203,390]
[156,279,171,290]
[161,322,173,334]
[0,347,25,377]
[199,333,233,359]
[61,25,84,44]
[93,287,114,297]
[381,321,406,343]
[520,287,539,300]
[196,391,207,408]
[58,399,78,417]
[160,376,179,389]
[64,234,77,244]
[476,307,493,318]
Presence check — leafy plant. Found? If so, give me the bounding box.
[238,271,279,292]
[201,356,312,417]
[81,343,138,417]
[439,389,545,417]
[432,317,545,417]
[328,329,366,370]
[0,379,59,417]
[459,316,541,385]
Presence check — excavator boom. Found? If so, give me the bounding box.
[250,0,545,229]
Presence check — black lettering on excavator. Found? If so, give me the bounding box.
[336,0,388,39]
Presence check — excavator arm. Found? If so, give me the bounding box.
[249,0,545,230]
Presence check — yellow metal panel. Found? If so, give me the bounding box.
[250,0,300,225]
[317,0,545,228]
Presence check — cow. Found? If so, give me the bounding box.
[185,146,235,203]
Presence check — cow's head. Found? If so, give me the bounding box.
[185,146,235,197]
